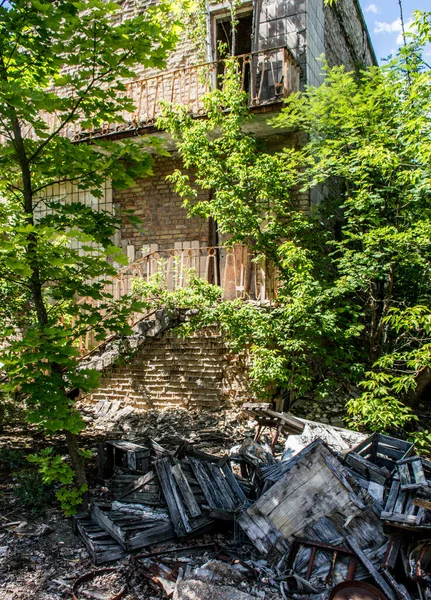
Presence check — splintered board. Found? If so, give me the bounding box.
[91,504,175,551]
[154,457,214,538]
[238,440,387,557]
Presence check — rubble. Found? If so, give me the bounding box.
[2,404,431,600]
[67,404,431,600]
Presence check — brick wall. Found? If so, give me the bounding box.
[113,153,210,256]
[88,329,250,410]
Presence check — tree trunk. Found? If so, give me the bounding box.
[8,98,88,512]
[403,366,431,408]
[65,430,89,511]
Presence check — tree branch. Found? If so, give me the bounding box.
[28,48,134,164]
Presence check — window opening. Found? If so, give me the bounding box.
[214,12,253,93]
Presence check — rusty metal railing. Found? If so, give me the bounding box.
[41,46,299,141]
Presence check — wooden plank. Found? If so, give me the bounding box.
[394,489,407,515]
[188,457,219,510]
[346,536,397,600]
[368,481,385,504]
[261,409,304,434]
[398,463,411,488]
[241,402,271,411]
[376,434,412,452]
[171,463,202,518]
[221,463,248,503]
[384,480,401,513]
[376,442,407,459]
[119,470,156,499]
[204,462,237,510]
[381,513,420,525]
[382,535,402,570]
[351,433,376,456]
[155,458,192,537]
[345,452,389,485]
[382,569,413,600]
[411,459,426,484]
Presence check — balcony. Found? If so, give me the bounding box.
[57,46,299,141]
[74,244,278,354]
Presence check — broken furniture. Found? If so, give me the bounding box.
[241,402,304,450]
[238,440,387,559]
[75,430,431,600]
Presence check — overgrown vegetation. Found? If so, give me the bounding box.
[152,11,431,446]
[0,0,180,513]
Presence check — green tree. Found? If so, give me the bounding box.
[157,11,431,441]
[0,0,179,513]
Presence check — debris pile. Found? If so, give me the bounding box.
[74,404,431,600]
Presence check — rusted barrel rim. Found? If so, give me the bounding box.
[72,567,127,600]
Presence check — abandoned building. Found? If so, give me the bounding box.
[50,0,377,415]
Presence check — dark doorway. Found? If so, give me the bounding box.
[215,12,253,58]
[215,12,253,94]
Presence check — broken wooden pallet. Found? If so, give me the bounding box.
[154,457,214,538]
[91,504,175,551]
[381,476,428,526]
[396,456,428,491]
[73,514,126,565]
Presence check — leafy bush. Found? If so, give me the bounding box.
[13,468,55,514]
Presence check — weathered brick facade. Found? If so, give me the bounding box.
[88,329,250,410]
[84,0,377,416]
[111,0,376,257]
[114,153,210,256]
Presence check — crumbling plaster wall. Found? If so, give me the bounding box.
[324,0,376,70]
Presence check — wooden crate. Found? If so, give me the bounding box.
[381,477,428,526]
[348,433,414,473]
[101,440,151,478]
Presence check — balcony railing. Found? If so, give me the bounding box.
[44,46,299,141]
[73,244,278,354]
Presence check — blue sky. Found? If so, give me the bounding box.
[360,0,431,63]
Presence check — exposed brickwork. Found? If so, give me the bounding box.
[88,329,250,410]
[113,153,210,255]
